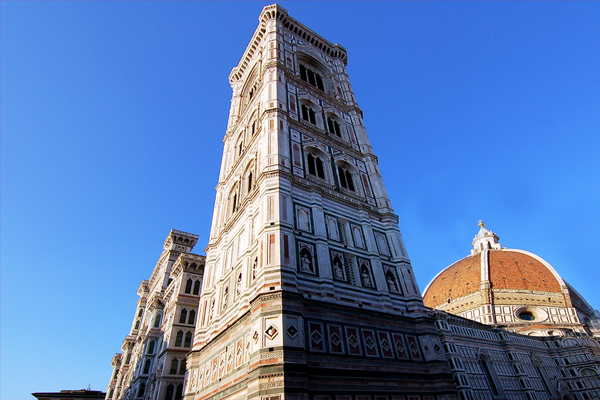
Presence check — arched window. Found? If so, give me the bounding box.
[138,383,145,397]
[125,352,132,365]
[301,104,316,125]
[165,384,175,400]
[327,117,341,137]
[153,313,162,328]
[193,280,200,295]
[178,359,186,375]
[143,359,151,374]
[134,320,140,330]
[179,309,188,324]
[227,184,239,219]
[306,153,325,179]
[188,309,196,325]
[185,278,193,294]
[137,309,143,318]
[175,330,184,347]
[175,384,183,400]
[247,172,253,193]
[338,166,355,191]
[147,340,155,354]
[170,358,179,375]
[299,64,324,91]
[184,331,192,347]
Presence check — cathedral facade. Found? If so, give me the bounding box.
[106,5,600,400]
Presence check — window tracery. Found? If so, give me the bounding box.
[300,64,324,91]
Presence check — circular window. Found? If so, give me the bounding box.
[514,306,548,322]
[518,311,536,321]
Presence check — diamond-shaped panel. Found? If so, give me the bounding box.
[286,324,298,339]
[396,340,405,353]
[348,335,359,348]
[365,336,376,350]
[265,325,278,340]
[330,332,341,346]
[311,329,322,344]
[381,338,391,352]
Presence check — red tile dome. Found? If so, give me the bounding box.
[423,250,563,309]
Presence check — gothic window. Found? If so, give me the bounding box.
[327,117,341,137]
[170,358,179,375]
[137,309,143,318]
[178,358,186,375]
[165,384,175,400]
[175,330,184,347]
[301,104,316,125]
[337,166,355,191]
[188,309,196,325]
[247,172,253,193]
[185,278,193,294]
[306,153,325,179]
[232,194,237,214]
[179,309,188,324]
[134,320,140,330]
[147,340,155,354]
[193,279,200,295]
[299,64,324,91]
[125,352,132,365]
[175,384,183,400]
[138,383,145,397]
[143,359,152,374]
[153,313,162,328]
[184,331,192,347]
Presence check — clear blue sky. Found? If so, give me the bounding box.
[2,2,599,399]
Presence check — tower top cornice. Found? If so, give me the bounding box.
[229,4,348,84]
[163,229,199,252]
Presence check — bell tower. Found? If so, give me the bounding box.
[185,5,456,399]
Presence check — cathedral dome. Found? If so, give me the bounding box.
[423,249,563,308]
[422,221,598,336]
